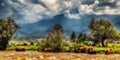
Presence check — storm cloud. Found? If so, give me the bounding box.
[0,0,120,23]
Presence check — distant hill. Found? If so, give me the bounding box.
[14,14,120,39]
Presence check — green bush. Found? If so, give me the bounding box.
[82,41,90,45]
[0,17,19,50]
[38,32,68,52]
[38,40,47,51]
[66,43,84,52]
[62,46,70,52]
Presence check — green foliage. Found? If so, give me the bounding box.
[52,24,63,33]
[0,17,19,50]
[70,32,77,42]
[38,39,47,51]
[38,24,68,52]
[77,33,87,43]
[82,41,90,45]
[30,42,34,45]
[7,45,38,51]
[62,46,70,52]
[38,32,68,52]
[89,18,120,47]
[67,43,84,52]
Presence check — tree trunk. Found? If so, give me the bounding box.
[0,37,9,50]
[101,35,106,47]
[102,39,105,47]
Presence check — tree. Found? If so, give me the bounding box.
[89,18,120,47]
[53,24,63,33]
[0,17,19,50]
[30,42,34,45]
[38,24,68,52]
[47,31,67,51]
[70,32,76,42]
[77,33,87,43]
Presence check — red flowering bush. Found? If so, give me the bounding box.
[15,48,25,52]
[44,48,53,52]
[105,48,113,54]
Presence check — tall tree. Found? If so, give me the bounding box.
[39,24,67,52]
[0,17,19,50]
[70,32,76,42]
[77,33,87,43]
[53,24,63,33]
[89,18,120,47]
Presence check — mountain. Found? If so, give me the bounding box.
[14,14,120,39]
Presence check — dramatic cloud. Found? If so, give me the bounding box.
[0,0,120,23]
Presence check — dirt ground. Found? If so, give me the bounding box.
[0,51,120,60]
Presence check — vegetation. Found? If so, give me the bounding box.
[70,32,76,42]
[1,17,120,54]
[77,33,87,43]
[38,24,68,52]
[89,18,120,47]
[0,17,19,50]
[36,18,120,54]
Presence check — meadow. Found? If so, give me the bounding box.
[6,41,120,54]
[1,42,120,60]
[1,17,120,60]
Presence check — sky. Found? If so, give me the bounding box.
[0,0,120,37]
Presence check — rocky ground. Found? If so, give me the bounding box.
[0,51,120,60]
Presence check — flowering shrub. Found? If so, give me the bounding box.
[105,48,113,54]
[15,48,25,52]
[44,48,53,52]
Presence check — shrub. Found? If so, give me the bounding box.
[62,46,70,52]
[44,48,53,52]
[23,43,28,46]
[79,46,87,53]
[68,43,84,53]
[83,41,90,45]
[0,17,19,50]
[114,49,120,54]
[107,40,114,43]
[105,48,113,54]
[15,48,25,52]
[38,32,68,52]
[74,46,97,54]
[30,42,34,45]
[86,47,97,54]
[74,46,87,53]
[38,40,47,52]
[68,44,76,52]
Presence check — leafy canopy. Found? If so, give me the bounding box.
[89,18,120,39]
[0,17,19,50]
[89,18,120,47]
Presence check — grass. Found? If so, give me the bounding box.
[7,45,39,51]
[91,43,120,54]
[6,42,120,54]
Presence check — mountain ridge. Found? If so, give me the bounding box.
[14,14,120,39]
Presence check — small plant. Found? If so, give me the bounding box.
[105,48,113,54]
[86,47,97,54]
[30,42,34,45]
[44,48,53,52]
[83,41,90,45]
[38,24,70,52]
[62,46,70,52]
[15,48,25,52]
[23,43,28,46]
[74,46,87,53]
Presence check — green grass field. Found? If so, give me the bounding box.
[7,45,39,51]
[6,42,120,54]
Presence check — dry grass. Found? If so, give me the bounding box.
[0,51,120,60]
